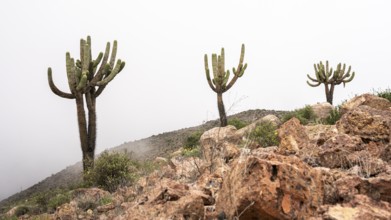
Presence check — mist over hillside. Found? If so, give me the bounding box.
[0,109,286,209]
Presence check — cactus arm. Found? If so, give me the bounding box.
[65,53,76,93]
[47,68,75,99]
[342,71,355,84]
[94,85,106,98]
[225,44,246,91]
[307,74,318,82]
[211,54,218,80]
[109,40,117,67]
[204,54,217,92]
[307,80,321,87]
[76,72,88,91]
[96,60,124,86]
[90,42,111,86]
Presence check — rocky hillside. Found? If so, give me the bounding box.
[0,109,285,211]
[3,94,391,219]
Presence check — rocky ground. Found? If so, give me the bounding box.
[3,93,391,219]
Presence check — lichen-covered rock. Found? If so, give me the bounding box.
[305,124,338,146]
[337,105,391,142]
[340,93,391,114]
[321,195,391,220]
[277,118,311,155]
[215,152,335,220]
[311,102,333,120]
[318,134,364,169]
[200,126,241,172]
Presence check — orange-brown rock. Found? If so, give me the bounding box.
[215,152,336,219]
[311,102,333,120]
[277,118,311,155]
[337,105,391,142]
[340,93,391,114]
[318,134,364,169]
[305,124,338,146]
[321,195,391,220]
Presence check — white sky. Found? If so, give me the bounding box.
[0,0,390,201]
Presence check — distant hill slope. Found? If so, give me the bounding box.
[0,109,286,209]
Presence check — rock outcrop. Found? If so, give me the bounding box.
[10,93,391,220]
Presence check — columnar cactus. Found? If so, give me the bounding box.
[204,44,247,127]
[307,61,355,105]
[47,36,125,172]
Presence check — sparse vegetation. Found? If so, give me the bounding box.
[84,151,135,192]
[374,88,391,102]
[249,121,279,147]
[324,106,342,125]
[182,146,201,158]
[14,206,29,217]
[228,118,249,129]
[47,192,71,212]
[184,131,203,150]
[282,105,317,125]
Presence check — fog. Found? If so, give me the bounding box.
[0,0,390,201]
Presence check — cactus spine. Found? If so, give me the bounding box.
[204,44,247,127]
[47,36,125,172]
[307,61,355,105]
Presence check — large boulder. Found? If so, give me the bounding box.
[320,195,391,220]
[337,105,391,142]
[318,134,364,169]
[305,124,338,146]
[215,152,336,220]
[311,102,334,120]
[277,118,311,155]
[200,126,241,171]
[340,93,391,114]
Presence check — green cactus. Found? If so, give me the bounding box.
[47,36,125,172]
[307,61,355,105]
[204,44,247,127]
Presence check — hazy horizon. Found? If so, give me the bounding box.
[1,0,390,201]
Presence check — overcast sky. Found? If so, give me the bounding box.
[0,0,390,201]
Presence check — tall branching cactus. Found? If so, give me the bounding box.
[47,36,125,172]
[307,61,355,105]
[204,44,247,127]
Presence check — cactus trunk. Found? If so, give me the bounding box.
[217,92,227,127]
[75,93,97,172]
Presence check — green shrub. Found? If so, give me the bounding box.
[249,121,279,147]
[282,105,316,125]
[99,196,113,206]
[324,106,342,125]
[15,206,29,217]
[77,200,97,211]
[47,193,71,212]
[184,131,203,150]
[227,118,249,129]
[182,146,201,158]
[85,151,134,192]
[374,88,391,102]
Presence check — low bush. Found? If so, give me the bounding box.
[47,192,71,212]
[249,121,279,147]
[324,106,342,125]
[227,118,249,129]
[184,131,203,150]
[374,88,391,102]
[15,206,29,217]
[182,146,201,158]
[85,151,134,193]
[282,105,317,125]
